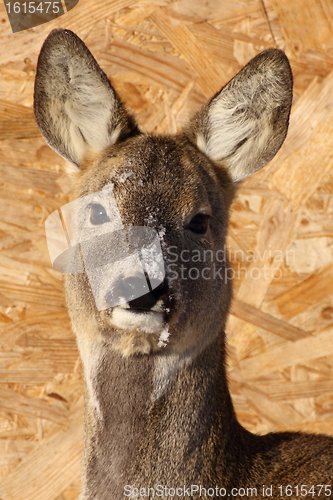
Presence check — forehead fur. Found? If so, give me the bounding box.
[73,134,233,225]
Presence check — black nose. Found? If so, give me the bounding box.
[123,276,168,310]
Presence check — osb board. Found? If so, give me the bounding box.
[0,0,332,498]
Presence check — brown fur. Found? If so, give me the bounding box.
[34,29,333,500]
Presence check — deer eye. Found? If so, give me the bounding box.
[89,204,110,225]
[187,213,210,234]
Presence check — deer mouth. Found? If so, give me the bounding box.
[105,306,165,334]
[100,273,175,331]
[100,286,176,336]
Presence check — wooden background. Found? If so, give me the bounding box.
[0,1,333,498]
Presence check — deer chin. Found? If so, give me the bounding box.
[100,307,170,356]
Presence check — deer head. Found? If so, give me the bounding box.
[35,29,292,359]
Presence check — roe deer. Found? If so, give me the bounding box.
[34,29,333,500]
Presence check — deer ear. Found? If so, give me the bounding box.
[185,49,293,181]
[34,29,138,168]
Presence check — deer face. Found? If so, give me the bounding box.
[35,29,292,356]
[56,133,232,356]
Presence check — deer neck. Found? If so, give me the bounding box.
[80,334,241,499]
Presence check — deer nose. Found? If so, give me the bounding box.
[122,276,150,299]
[123,276,168,310]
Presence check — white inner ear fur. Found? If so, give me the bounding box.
[195,59,291,182]
[63,58,121,164]
[196,97,273,182]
